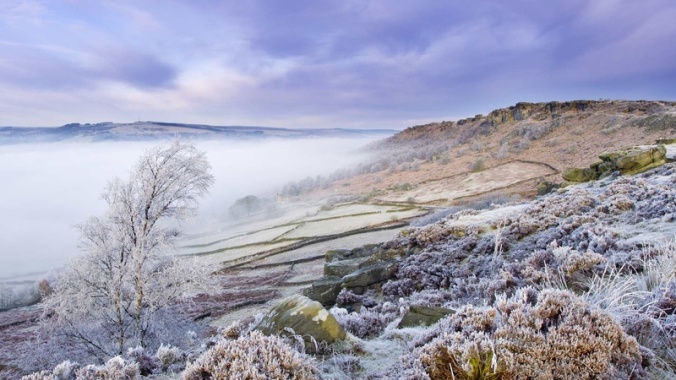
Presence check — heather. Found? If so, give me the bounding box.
[14,159,676,379]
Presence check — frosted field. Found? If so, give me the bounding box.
[184,202,426,268]
[199,241,299,267]
[377,161,556,203]
[179,225,298,255]
[300,203,409,221]
[253,228,405,267]
[281,209,424,239]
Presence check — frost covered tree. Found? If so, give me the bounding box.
[42,140,216,359]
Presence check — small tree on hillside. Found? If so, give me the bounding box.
[42,141,216,359]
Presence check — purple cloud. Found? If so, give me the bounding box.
[0,0,675,128]
[92,49,177,88]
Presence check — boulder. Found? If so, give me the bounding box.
[563,145,667,182]
[362,247,412,265]
[304,276,343,306]
[255,295,346,345]
[562,167,597,182]
[614,145,667,175]
[593,161,617,179]
[656,138,676,145]
[342,260,398,289]
[398,305,456,328]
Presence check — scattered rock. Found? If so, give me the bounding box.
[306,244,407,306]
[342,260,398,289]
[324,257,369,278]
[398,305,455,328]
[255,295,346,346]
[325,244,378,262]
[304,276,343,306]
[536,181,561,196]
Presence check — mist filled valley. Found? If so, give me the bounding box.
[0,137,380,280]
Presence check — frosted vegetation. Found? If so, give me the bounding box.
[12,149,676,379]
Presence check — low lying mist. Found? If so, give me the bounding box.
[0,137,379,279]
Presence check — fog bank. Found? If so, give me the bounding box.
[0,137,378,279]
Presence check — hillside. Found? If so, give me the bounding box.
[308,100,676,203]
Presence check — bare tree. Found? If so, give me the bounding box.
[42,140,216,359]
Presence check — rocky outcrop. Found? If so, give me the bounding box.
[563,144,668,183]
[305,245,413,307]
[607,145,668,175]
[486,100,594,126]
[341,260,398,289]
[255,295,346,346]
[562,167,598,182]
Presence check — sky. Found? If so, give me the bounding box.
[1,0,676,129]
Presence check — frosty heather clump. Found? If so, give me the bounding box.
[330,301,400,339]
[391,288,646,380]
[22,357,139,380]
[181,331,319,380]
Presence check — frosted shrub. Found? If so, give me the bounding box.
[331,302,400,339]
[0,282,41,311]
[20,371,55,380]
[52,361,80,380]
[125,346,157,375]
[392,288,646,380]
[156,344,183,372]
[181,331,319,380]
[23,357,138,380]
[20,361,79,380]
[77,356,138,380]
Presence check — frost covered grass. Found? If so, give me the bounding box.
[312,164,676,379]
[12,162,676,379]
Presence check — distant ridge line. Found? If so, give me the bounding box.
[0,121,398,145]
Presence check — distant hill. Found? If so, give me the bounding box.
[0,121,397,144]
[305,100,676,202]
